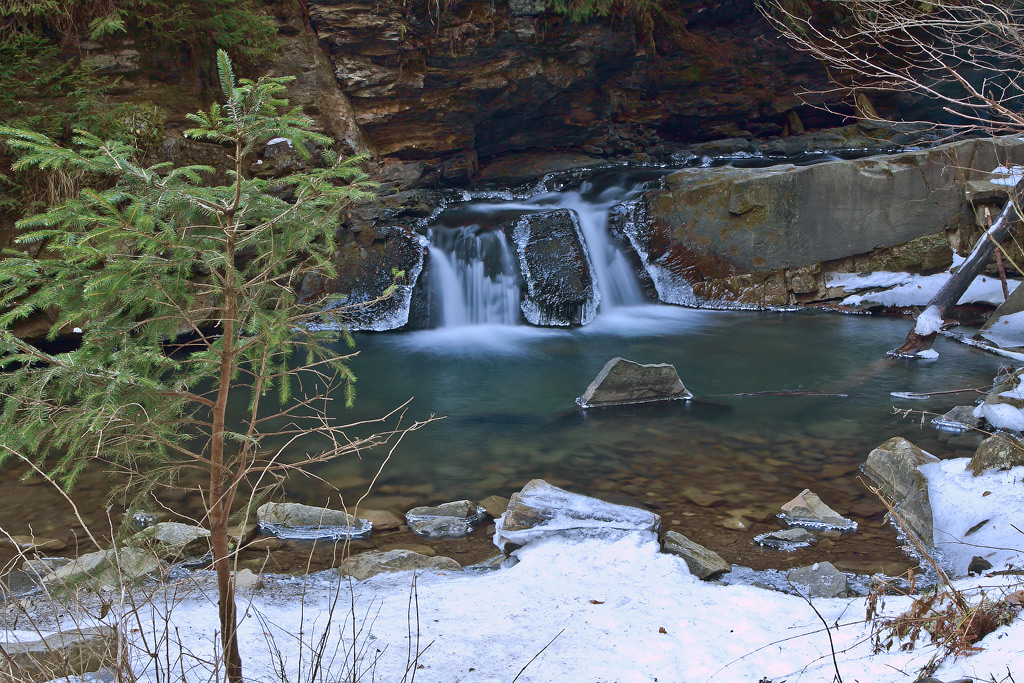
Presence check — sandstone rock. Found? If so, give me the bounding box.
[661,531,730,579]
[682,487,724,507]
[129,522,210,560]
[0,535,66,552]
[359,509,404,531]
[787,561,850,598]
[257,502,372,541]
[1,626,118,683]
[576,357,692,408]
[754,527,816,551]
[511,209,599,326]
[45,548,162,590]
[479,495,510,518]
[720,517,752,531]
[495,479,660,551]
[862,437,939,547]
[637,136,1024,304]
[968,434,1024,475]
[338,549,461,580]
[932,405,981,433]
[780,489,857,532]
[405,500,486,539]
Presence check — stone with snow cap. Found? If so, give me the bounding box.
[494,479,661,551]
[779,489,857,532]
[576,357,692,408]
[257,502,372,541]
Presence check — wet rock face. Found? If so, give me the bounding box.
[862,437,939,548]
[512,209,599,326]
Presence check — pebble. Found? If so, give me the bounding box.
[720,517,752,531]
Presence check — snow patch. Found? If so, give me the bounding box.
[974,402,1024,432]
[981,310,1024,349]
[989,165,1024,186]
[914,305,944,335]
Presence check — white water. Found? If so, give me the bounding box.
[424,174,650,328]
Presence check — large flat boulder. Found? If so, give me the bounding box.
[635,136,1024,298]
[338,549,461,580]
[862,437,939,548]
[494,479,660,551]
[511,209,599,326]
[576,357,692,408]
[257,502,372,541]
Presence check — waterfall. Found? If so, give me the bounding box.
[426,226,520,326]
[423,171,655,328]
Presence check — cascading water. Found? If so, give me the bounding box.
[425,226,520,326]
[422,170,657,328]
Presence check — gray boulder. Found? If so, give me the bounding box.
[129,522,210,560]
[968,434,1024,475]
[405,500,485,539]
[338,549,462,580]
[495,479,661,551]
[45,548,162,590]
[779,489,856,532]
[931,405,981,433]
[257,501,372,541]
[0,535,66,552]
[511,209,599,326]
[862,437,939,547]
[1,626,118,683]
[661,531,731,579]
[576,357,692,408]
[787,561,850,598]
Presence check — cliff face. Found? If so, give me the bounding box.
[308,0,836,186]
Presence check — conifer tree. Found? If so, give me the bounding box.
[0,50,405,682]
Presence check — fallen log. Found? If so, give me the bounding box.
[889,197,1019,358]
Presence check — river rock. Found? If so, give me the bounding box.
[45,548,162,590]
[257,502,372,541]
[359,509,404,531]
[494,479,661,551]
[233,568,263,591]
[787,561,850,598]
[1,626,119,683]
[338,549,462,580]
[405,500,486,539]
[576,357,692,408]
[511,209,599,326]
[754,527,816,551]
[129,522,210,560]
[931,405,981,433]
[479,494,510,518]
[661,530,730,579]
[862,437,939,547]
[779,489,857,532]
[968,434,1024,475]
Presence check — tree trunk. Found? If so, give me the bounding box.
[889,198,1018,357]
[211,240,243,683]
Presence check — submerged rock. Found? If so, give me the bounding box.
[862,437,939,548]
[576,357,692,408]
[0,536,65,552]
[787,561,850,598]
[1,626,118,683]
[406,500,486,539]
[338,549,462,580]
[661,531,730,579]
[779,489,857,532]
[511,209,599,326]
[754,527,816,551]
[968,434,1024,475]
[257,502,372,541]
[495,479,661,551]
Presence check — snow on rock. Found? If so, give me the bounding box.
[914,304,945,335]
[832,270,1018,308]
[921,457,1024,575]
[980,309,1024,350]
[494,479,660,551]
[989,165,1024,186]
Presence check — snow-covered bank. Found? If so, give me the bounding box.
[8,462,1022,683]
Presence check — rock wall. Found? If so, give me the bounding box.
[632,136,1024,307]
